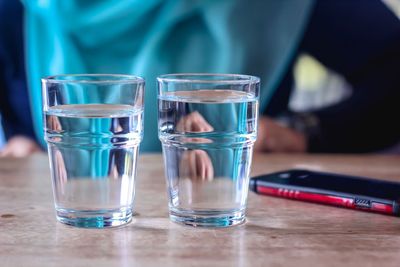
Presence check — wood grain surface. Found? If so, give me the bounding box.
[0,153,400,267]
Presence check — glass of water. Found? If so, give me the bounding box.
[157,73,260,227]
[42,74,144,228]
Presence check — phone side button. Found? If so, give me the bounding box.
[355,198,372,209]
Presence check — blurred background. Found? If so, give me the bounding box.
[1,0,399,154]
[291,0,399,113]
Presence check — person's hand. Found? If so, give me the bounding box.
[176,111,214,144]
[0,135,41,157]
[179,149,214,181]
[176,111,214,180]
[176,111,214,133]
[254,116,307,153]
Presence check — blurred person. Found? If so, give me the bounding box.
[1,0,399,157]
[0,0,40,157]
[256,0,400,153]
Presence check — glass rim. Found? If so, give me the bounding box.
[41,74,145,84]
[157,73,260,84]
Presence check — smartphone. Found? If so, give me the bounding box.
[249,169,400,216]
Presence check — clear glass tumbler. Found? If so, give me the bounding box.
[42,74,144,228]
[158,73,260,227]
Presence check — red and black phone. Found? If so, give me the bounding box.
[249,169,400,216]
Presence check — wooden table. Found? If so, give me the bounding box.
[1,153,400,267]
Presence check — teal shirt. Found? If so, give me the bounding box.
[22,0,314,152]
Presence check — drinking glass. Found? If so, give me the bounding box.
[158,73,260,227]
[42,74,144,228]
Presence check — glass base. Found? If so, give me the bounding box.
[56,207,133,228]
[169,208,246,227]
